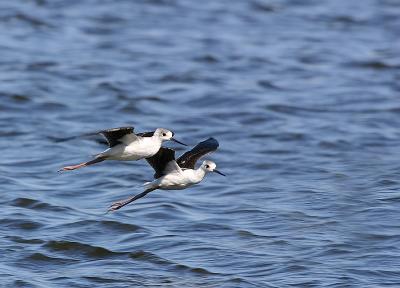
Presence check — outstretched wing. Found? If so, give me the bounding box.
[177,137,219,169]
[99,126,136,147]
[50,126,135,147]
[145,147,179,179]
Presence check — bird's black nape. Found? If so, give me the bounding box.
[136,131,155,137]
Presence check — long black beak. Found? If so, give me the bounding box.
[214,169,226,176]
[171,137,187,146]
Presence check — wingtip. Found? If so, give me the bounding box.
[204,137,219,147]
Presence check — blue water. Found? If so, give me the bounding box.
[1,0,400,287]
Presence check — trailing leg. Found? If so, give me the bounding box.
[58,157,106,172]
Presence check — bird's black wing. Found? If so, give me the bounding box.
[145,147,176,179]
[136,131,155,137]
[49,127,134,146]
[176,137,219,169]
[99,126,135,147]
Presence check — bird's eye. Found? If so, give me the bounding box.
[205,165,209,168]
[162,133,166,136]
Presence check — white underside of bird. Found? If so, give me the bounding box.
[146,164,207,190]
[100,135,162,161]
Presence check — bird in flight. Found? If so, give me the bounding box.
[108,137,224,212]
[58,126,186,171]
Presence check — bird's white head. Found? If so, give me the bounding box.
[201,160,225,176]
[155,128,173,140]
[154,128,187,146]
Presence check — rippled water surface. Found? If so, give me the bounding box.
[1,0,400,287]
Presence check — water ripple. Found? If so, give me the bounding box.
[1,0,399,286]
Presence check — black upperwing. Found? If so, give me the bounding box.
[145,147,176,179]
[176,137,219,169]
[49,126,134,146]
[99,126,135,147]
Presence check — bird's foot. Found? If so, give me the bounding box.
[108,201,125,212]
[58,163,85,172]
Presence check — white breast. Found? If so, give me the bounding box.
[102,137,161,161]
[182,169,205,184]
[157,169,205,190]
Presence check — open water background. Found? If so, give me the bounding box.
[1,0,400,287]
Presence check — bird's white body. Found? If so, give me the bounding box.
[101,135,162,161]
[145,160,218,191]
[150,167,207,190]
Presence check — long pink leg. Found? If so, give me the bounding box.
[58,157,105,172]
[108,187,157,212]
